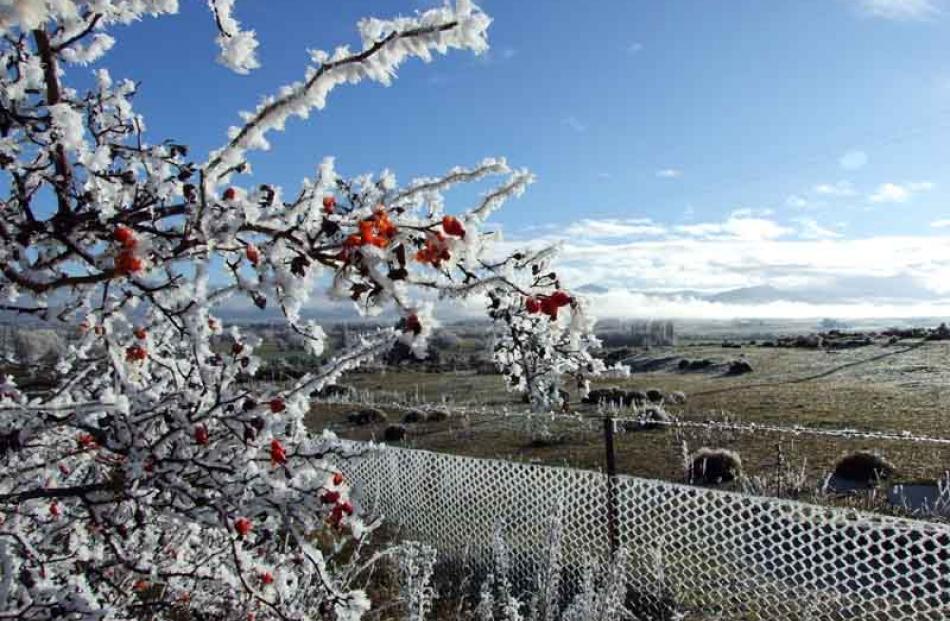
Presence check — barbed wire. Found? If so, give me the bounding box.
[608,415,950,446]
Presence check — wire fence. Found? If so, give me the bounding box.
[335,442,950,620]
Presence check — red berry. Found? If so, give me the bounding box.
[49,501,60,517]
[404,314,422,335]
[260,571,274,585]
[270,439,287,465]
[223,187,237,201]
[114,225,137,249]
[133,327,147,340]
[320,491,340,504]
[232,342,244,356]
[525,297,541,314]
[339,501,354,516]
[332,472,344,486]
[442,215,466,238]
[133,579,149,591]
[549,290,572,307]
[322,195,336,214]
[245,244,261,266]
[116,250,144,275]
[269,397,285,414]
[125,345,147,362]
[234,517,252,537]
[78,433,96,448]
[540,297,559,321]
[194,425,209,445]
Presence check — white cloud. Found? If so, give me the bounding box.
[563,218,666,239]
[498,232,950,313]
[675,216,792,241]
[561,116,586,133]
[868,180,934,203]
[854,0,939,20]
[813,180,857,197]
[931,219,950,228]
[839,149,869,170]
[794,218,843,239]
[655,168,682,178]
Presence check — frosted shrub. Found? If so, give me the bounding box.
[0,1,602,618]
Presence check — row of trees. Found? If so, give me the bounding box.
[0,1,605,618]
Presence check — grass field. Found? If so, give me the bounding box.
[306,338,950,506]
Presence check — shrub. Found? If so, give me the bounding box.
[0,3,606,618]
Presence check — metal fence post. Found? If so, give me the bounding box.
[603,415,619,556]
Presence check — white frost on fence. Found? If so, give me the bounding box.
[334,443,950,620]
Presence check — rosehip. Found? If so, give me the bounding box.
[133,327,147,340]
[116,250,143,275]
[549,290,572,307]
[133,579,149,591]
[260,571,274,585]
[339,501,354,516]
[245,244,260,266]
[270,439,287,465]
[525,297,541,314]
[404,314,422,335]
[125,345,147,362]
[269,397,285,414]
[232,342,244,356]
[322,195,336,214]
[113,225,136,249]
[194,425,209,445]
[442,215,466,238]
[223,187,237,201]
[234,517,252,537]
[320,491,340,504]
[332,472,344,486]
[49,501,60,517]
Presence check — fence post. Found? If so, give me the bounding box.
[603,415,619,556]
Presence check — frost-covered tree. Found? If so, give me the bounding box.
[0,1,604,618]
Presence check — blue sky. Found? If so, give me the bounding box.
[89,0,950,317]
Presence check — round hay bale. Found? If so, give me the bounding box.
[625,390,647,406]
[678,359,690,371]
[584,387,622,406]
[726,360,753,376]
[311,383,355,399]
[426,409,449,422]
[402,410,427,424]
[833,451,895,485]
[688,359,713,370]
[383,424,407,442]
[645,389,664,403]
[667,390,687,405]
[640,406,672,430]
[689,448,742,485]
[347,407,388,426]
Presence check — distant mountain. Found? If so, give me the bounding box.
[706,285,813,304]
[575,284,610,294]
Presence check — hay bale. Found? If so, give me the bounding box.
[645,389,664,403]
[678,359,690,371]
[689,448,742,485]
[726,360,753,376]
[625,390,647,406]
[833,451,895,485]
[383,424,407,442]
[311,383,355,399]
[402,410,427,424]
[667,390,687,405]
[688,359,713,370]
[584,387,623,406]
[640,406,672,430]
[347,407,388,426]
[426,409,449,422]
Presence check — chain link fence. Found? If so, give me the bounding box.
[335,443,950,620]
